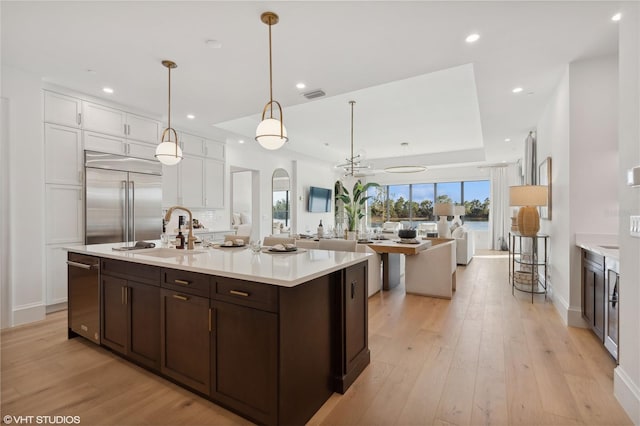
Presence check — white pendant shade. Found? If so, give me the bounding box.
[155,141,183,165]
[256,118,288,150]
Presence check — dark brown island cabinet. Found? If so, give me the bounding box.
[68,253,370,426]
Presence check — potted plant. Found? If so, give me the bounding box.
[337,180,379,239]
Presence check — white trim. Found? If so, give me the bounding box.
[12,302,45,327]
[614,366,640,424]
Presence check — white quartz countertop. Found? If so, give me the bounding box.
[575,234,619,260]
[66,242,372,287]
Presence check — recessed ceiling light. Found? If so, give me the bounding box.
[296,82,306,89]
[238,140,245,144]
[205,39,222,48]
[102,87,114,94]
[611,13,622,22]
[504,138,511,142]
[186,114,195,120]
[512,87,523,94]
[465,33,480,43]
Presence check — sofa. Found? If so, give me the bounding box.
[451,225,474,265]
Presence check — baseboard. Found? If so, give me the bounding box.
[614,366,640,424]
[46,302,67,314]
[12,302,46,326]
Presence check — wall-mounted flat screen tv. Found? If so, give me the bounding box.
[308,186,331,212]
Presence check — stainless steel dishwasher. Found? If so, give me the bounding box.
[67,252,100,344]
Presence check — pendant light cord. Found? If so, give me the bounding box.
[268,16,273,119]
[350,101,354,176]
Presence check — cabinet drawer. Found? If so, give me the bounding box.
[161,268,210,298]
[213,277,278,312]
[583,250,604,268]
[101,259,160,285]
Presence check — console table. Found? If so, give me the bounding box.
[508,232,549,303]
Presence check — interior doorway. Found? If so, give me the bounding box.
[230,166,259,241]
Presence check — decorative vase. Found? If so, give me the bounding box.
[346,231,357,240]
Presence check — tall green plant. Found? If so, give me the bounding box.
[337,180,379,232]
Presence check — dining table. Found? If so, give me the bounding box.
[366,239,432,290]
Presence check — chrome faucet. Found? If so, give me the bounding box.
[164,206,196,250]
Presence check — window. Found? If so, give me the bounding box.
[366,180,490,231]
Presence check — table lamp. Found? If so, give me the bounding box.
[509,185,548,236]
[434,202,454,238]
[452,205,466,226]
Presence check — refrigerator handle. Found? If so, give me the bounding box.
[123,180,129,245]
[130,181,136,241]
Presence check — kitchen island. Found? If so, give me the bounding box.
[66,243,371,425]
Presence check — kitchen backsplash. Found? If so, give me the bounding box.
[163,209,228,233]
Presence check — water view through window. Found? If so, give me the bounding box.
[368,180,490,231]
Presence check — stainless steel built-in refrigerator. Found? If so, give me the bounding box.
[85,151,162,245]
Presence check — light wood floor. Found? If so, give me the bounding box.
[1,252,632,425]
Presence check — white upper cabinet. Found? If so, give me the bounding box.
[82,102,126,137]
[180,155,205,207]
[82,101,160,143]
[126,113,160,144]
[84,131,127,155]
[44,91,82,128]
[204,140,225,160]
[45,124,83,185]
[180,132,204,156]
[205,158,224,208]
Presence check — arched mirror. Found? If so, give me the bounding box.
[272,168,290,235]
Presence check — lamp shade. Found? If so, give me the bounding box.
[454,205,466,216]
[434,202,454,216]
[155,141,183,166]
[256,118,288,150]
[509,185,548,206]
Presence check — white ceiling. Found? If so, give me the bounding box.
[1,1,622,169]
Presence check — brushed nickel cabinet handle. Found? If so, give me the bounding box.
[77,112,82,125]
[174,279,190,286]
[172,294,189,301]
[121,286,125,304]
[208,308,212,332]
[124,286,128,305]
[229,290,249,297]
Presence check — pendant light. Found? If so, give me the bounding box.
[336,101,370,176]
[155,60,183,166]
[256,11,288,150]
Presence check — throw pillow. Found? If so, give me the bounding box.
[450,222,460,233]
[232,212,241,226]
[452,226,465,239]
[240,212,251,224]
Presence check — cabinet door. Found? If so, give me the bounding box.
[44,91,82,128]
[84,131,126,155]
[45,185,84,244]
[180,132,204,156]
[161,289,211,395]
[101,275,128,354]
[127,140,157,161]
[46,244,72,305]
[181,155,205,208]
[582,262,595,327]
[211,300,278,425]
[127,281,160,370]
[45,124,83,185]
[82,102,126,137]
[204,139,225,160]
[162,163,180,207]
[126,113,160,144]
[594,267,606,341]
[344,262,367,373]
[204,158,224,208]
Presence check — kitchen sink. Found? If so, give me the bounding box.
[135,247,209,258]
[599,245,619,250]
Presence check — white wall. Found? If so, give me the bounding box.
[615,3,640,423]
[537,55,618,326]
[537,69,572,321]
[294,160,338,234]
[1,65,46,326]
